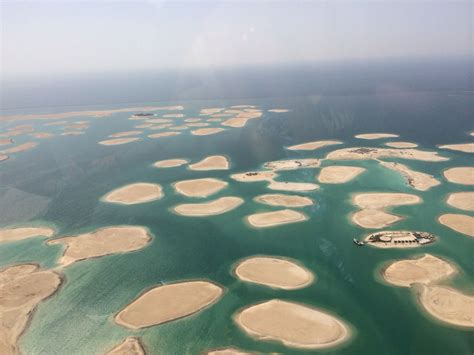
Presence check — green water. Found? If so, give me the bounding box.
[0,93,473,354]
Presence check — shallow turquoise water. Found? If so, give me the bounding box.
[0,92,473,354]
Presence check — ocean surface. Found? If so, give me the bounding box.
[1,78,473,354]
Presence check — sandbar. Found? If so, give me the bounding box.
[191,128,225,136]
[1,142,38,154]
[61,131,84,136]
[200,108,224,115]
[264,159,320,171]
[255,194,313,207]
[234,256,314,289]
[184,118,202,123]
[247,209,307,228]
[169,125,189,130]
[327,147,448,162]
[174,197,244,216]
[109,130,143,138]
[0,226,55,244]
[0,138,12,146]
[355,133,399,140]
[107,337,145,355]
[352,193,421,229]
[102,183,163,205]
[207,118,223,122]
[153,159,188,168]
[205,348,254,355]
[115,280,224,329]
[146,118,173,124]
[446,192,474,211]
[231,171,276,182]
[438,214,474,237]
[189,155,230,171]
[415,285,474,328]
[231,105,255,109]
[317,166,366,184]
[443,167,474,185]
[382,254,456,287]
[439,143,474,153]
[99,138,140,145]
[268,109,290,113]
[222,112,262,128]
[0,154,8,162]
[267,181,319,192]
[163,113,185,118]
[378,161,440,191]
[185,122,209,127]
[364,230,435,249]
[287,140,342,151]
[0,264,62,355]
[135,123,154,128]
[148,124,173,130]
[385,142,418,148]
[148,132,181,138]
[174,178,228,197]
[234,299,351,349]
[30,132,54,139]
[47,225,152,266]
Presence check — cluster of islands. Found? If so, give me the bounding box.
[0,105,473,354]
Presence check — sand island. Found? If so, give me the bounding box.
[102,183,163,205]
[326,147,448,162]
[234,256,314,289]
[264,158,320,171]
[231,171,277,182]
[268,109,290,113]
[385,142,418,148]
[0,264,62,355]
[98,138,140,146]
[438,214,474,237]
[0,226,55,244]
[115,281,224,329]
[189,155,230,171]
[153,159,188,168]
[191,128,225,136]
[205,348,255,355]
[317,166,366,184]
[362,231,435,248]
[2,142,38,154]
[287,140,342,151]
[109,130,143,138]
[0,138,12,146]
[47,225,152,266]
[268,181,319,192]
[382,254,456,287]
[174,197,244,216]
[446,192,474,211]
[246,209,307,228]
[355,133,399,140]
[107,337,146,355]
[234,299,351,349]
[174,178,228,197]
[148,132,181,138]
[439,143,474,153]
[378,161,440,191]
[254,194,313,207]
[351,193,422,229]
[443,167,474,185]
[221,111,262,128]
[415,285,474,328]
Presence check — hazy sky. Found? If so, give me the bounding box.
[2,1,472,78]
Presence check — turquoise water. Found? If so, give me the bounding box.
[0,92,473,354]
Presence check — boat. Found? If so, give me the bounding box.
[353,238,365,246]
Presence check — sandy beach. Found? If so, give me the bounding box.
[254,194,314,207]
[267,181,320,192]
[174,178,228,197]
[102,183,163,205]
[446,192,474,211]
[153,159,188,168]
[191,128,225,136]
[415,285,474,328]
[0,226,55,244]
[382,254,456,287]
[246,209,307,228]
[47,225,152,266]
[0,264,62,355]
[443,167,474,185]
[317,166,366,184]
[327,147,448,162]
[438,214,474,237]
[115,281,224,329]
[264,159,320,171]
[98,138,140,145]
[385,142,418,148]
[287,140,342,151]
[109,130,143,138]
[148,132,181,138]
[234,300,351,349]
[234,256,314,289]
[378,161,440,191]
[189,156,230,171]
[355,133,399,140]
[107,337,145,355]
[352,193,422,229]
[174,197,244,216]
[439,143,474,153]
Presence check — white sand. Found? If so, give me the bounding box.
[268,109,290,113]
[148,132,181,138]
[189,156,230,171]
[191,128,225,136]
[115,281,224,329]
[247,209,307,228]
[287,140,342,151]
[267,181,319,192]
[102,183,163,205]
[174,178,228,197]
[355,133,399,140]
[234,256,314,289]
[255,194,314,207]
[153,159,188,168]
[264,159,320,171]
[317,166,366,184]
[109,130,143,138]
[385,142,418,148]
[99,138,140,146]
[174,197,244,216]
[234,300,351,349]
